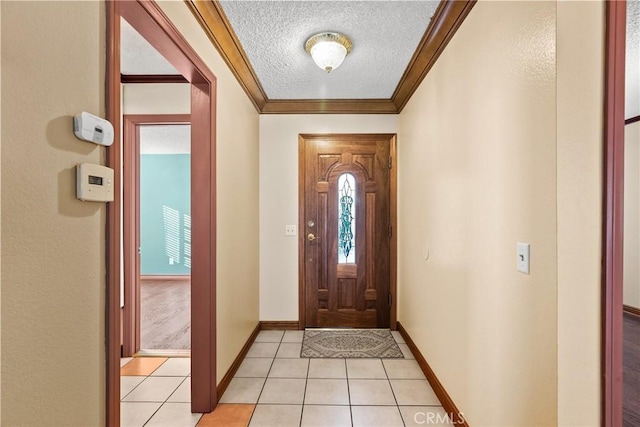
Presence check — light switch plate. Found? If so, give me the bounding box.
[285,225,297,236]
[517,242,530,274]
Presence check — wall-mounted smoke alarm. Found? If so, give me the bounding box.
[73,112,114,146]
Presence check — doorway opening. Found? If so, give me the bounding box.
[106,1,218,425]
[122,115,192,356]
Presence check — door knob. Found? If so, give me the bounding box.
[307,233,319,241]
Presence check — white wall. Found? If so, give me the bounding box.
[259,115,398,320]
[625,121,640,308]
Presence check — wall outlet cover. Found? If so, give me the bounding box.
[285,225,297,236]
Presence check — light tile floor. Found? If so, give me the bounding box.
[120,357,200,427]
[121,330,453,426]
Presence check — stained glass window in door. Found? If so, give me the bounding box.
[338,173,356,264]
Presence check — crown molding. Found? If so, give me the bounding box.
[261,99,398,115]
[391,0,476,112]
[185,0,267,111]
[186,0,476,114]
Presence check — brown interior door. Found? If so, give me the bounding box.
[301,134,392,328]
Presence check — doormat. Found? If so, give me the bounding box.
[301,329,404,358]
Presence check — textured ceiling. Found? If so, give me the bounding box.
[121,2,640,114]
[218,1,439,100]
[140,125,191,155]
[627,0,640,119]
[120,18,179,75]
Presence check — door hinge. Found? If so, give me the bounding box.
[388,156,393,169]
[388,224,392,239]
[388,293,392,307]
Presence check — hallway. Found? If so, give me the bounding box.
[0,1,609,425]
[120,330,452,426]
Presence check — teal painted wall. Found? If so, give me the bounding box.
[140,154,191,275]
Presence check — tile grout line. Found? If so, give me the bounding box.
[138,358,190,427]
[346,358,354,427]
[229,331,306,425]
[165,375,190,403]
[299,335,310,427]
[121,358,169,412]
[247,331,283,425]
[156,374,200,427]
[381,357,407,427]
[120,375,147,401]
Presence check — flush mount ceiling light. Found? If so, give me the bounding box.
[305,32,352,73]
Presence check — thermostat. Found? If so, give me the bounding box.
[76,163,114,202]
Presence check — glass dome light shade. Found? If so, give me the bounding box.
[310,41,347,72]
[305,32,352,73]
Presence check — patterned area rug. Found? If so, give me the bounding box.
[301,329,404,358]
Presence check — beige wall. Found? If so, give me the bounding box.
[122,83,190,115]
[156,1,260,383]
[625,122,640,308]
[396,2,604,425]
[398,2,558,425]
[1,2,106,425]
[0,1,608,425]
[557,3,603,425]
[258,115,398,320]
[1,2,3,420]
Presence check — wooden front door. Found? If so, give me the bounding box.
[300,134,394,328]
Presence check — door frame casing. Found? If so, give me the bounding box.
[602,1,625,425]
[122,114,191,356]
[106,0,218,424]
[297,133,398,330]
